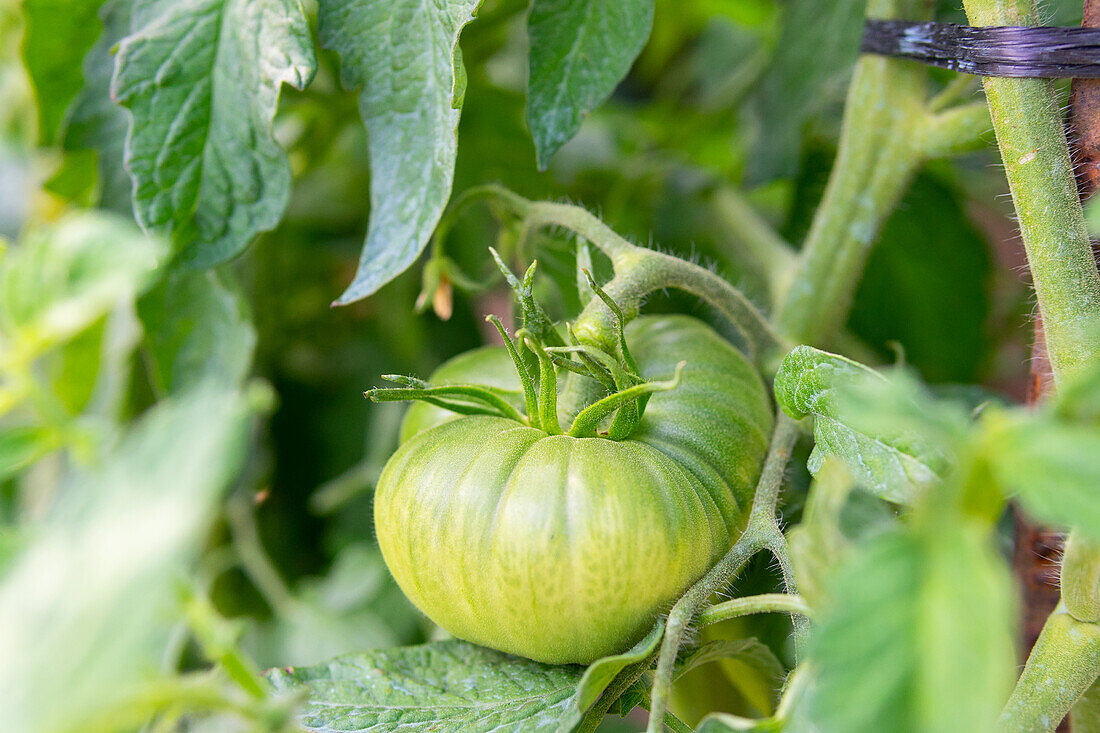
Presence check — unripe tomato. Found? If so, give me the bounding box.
[375,315,773,664]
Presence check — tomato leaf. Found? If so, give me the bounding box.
[774,345,946,504]
[0,386,258,732]
[526,0,654,170]
[675,637,786,717]
[21,0,103,145]
[319,0,480,304]
[269,626,661,730]
[111,0,316,267]
[62,0,134,213]
[138,269,256,394]
[0,425,57,482]
[0,213,166,358]
[267,641,589,732]
[807,520,1016,733]
[984,412,1100,541]
[572,620,662,713]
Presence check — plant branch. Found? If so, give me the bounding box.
[435,186,785,366]
[710,187,798,307]
[774,16,926,345]
[645,414,801,733]
[997,607,1100,733]
[918,101,992,159]
[959,2,1100,729]
[226,492,299,619]
[775,0,992,348]
[962,0,1100,385]
[697,593,812,627]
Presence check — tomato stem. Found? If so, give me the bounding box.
[773,1,927,347]
[997,607,1100,733]
[696,593,812,628]
[434,184,784,368]
[646,414,801,733]
[960,0,1100,727]
[773,0,992,348]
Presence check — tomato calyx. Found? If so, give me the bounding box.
[365,254,686,440]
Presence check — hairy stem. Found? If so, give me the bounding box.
[765,534,812,658]
[697,593,812,627]
[572,246,786,367]
[998,607,1100,733]
[962,0,1100,384]
[645,415,800,733]
[960,2,1100,730]
[439,185,785,367]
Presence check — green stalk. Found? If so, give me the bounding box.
[567,363,683,438]
[962,0,1100,384]
[997,607,1100,733]
[645,415,801,733]
[774,0,927,345]
[1064,534,1100,623]
[959,2,1100,730]
[697,593,812,627]
[710,187,798,307]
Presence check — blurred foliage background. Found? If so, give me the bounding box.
[0,0,1088,729]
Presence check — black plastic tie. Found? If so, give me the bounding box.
[862,20,1100,78]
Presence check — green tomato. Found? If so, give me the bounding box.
[375,315,773,664]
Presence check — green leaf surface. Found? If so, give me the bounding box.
[111,0,316,267]
[268,641,587,732]
[138,269,256,394]
[572,620,661,714]
[270,625,660,731]
[526,0,654,169]
[675,637,785,715]
[21,0,103,145]
[0,213,166,358]
[808,520,1016,733]
[0,425,57,482]
[63,0,134,213]
[985,411,1100,541]
[0,385,257,732]
[774,346,943,503]
[319,0,480,304]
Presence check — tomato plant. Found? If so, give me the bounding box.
[4,0,1100,732]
